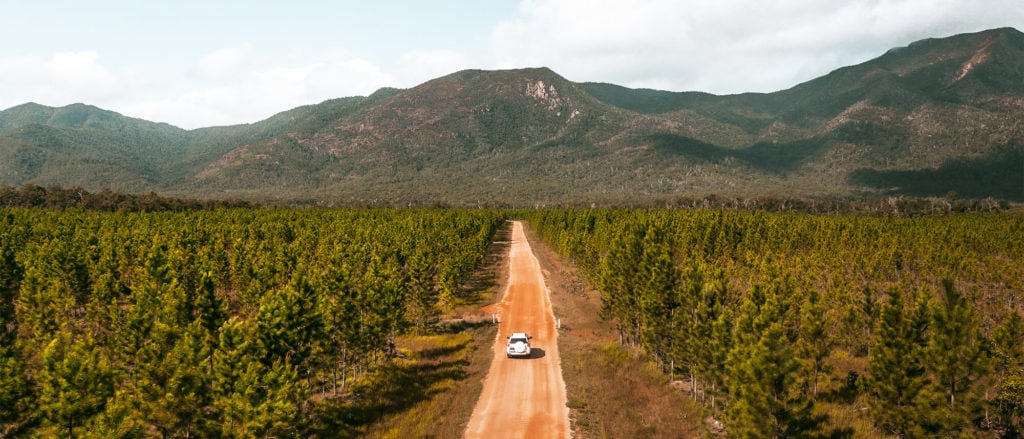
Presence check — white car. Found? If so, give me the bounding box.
[506,332,533,358]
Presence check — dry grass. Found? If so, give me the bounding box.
[358,329,494,438]
[309,223,511,438]
[524,224,705,438]
[334,220,706,438]
[309,327,495,438]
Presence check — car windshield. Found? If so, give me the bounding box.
[510,337,528,344]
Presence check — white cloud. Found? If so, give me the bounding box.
[3,1,1020,129]
[131,47,473,129]
[396,49,469,86]
[127,50,396,128]
[196,44,255,83]
[0,51,131,109]
[490,0,1024,93]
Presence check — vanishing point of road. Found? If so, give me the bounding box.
[464,221,571,439]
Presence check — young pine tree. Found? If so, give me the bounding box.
[726,277,818,438]
[637,224,680,370]
[992,310,1024,434]
[868,288,929,437]
[597,222,644,346]
[37,329,115,438]
[799,289,834,399]
[923,279,988,433]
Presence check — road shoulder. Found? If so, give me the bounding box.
[522,223,705,438]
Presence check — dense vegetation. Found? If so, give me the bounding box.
[0,207,506,437]
[525,209,1024,437]
[0,184,255,211]
[3,199,1023,437]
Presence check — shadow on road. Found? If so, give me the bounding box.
[510,347,545,359]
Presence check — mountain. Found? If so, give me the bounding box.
[2,28,1022,206]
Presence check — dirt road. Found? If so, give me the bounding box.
[464,221,570,439]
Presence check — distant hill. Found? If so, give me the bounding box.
[2,27,1021,206]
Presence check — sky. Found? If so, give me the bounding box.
[1,0,1021,129]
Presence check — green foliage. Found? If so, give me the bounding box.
[726,278,819,438]
[525,208,1024,436]
[257,275,323,368]
[997,374,1024,435]
[0,184,254,210]
[597,220,645,345]
[37,329,115,437]
[582,82,713,115]
[0,314,30,429]
[993,311,1024,434]
[922,280,989,432]
[0,207,507,436]
[868,289,930,437]
[218,358,306,438]
[132,320,211,437]
[799,290,834,399]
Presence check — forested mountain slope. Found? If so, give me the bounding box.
[2,28,1021,205]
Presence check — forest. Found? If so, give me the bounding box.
[0,185,256,211]
[0,207,505,437]
[524,208,1024,437]
[2,203,1023,437]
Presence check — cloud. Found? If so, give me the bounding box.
[0,51,131,109]
[397,49,470,85]
[490,0,1024,93]
[131,47,472,129]
[5,1,1019,129]
[196,44,255,83]
[127,49,397,129]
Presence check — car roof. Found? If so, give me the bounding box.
[509,332,529,338]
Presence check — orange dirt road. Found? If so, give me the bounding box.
[464,221,570,439]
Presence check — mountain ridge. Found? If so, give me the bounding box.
[2,27,1022,205]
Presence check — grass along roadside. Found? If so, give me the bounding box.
[311,222,511,437]
[523,223,705,438]
[356,328,495,438]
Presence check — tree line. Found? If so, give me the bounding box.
[0,207,506,437]
[524,208,1024,437]
[0,185,256,211]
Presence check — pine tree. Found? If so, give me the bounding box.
[210,317,254,434]
[637,223,680,370]
[0,232,30,429]
[194,269,227,373]
[992,310,1024,434]
[360,254,407,358]
[404,250,439,333]
[923,279,988,433]
[706,303,734,414]
[725,276,817,438]
[256,275,322,369]
[597,222,644,345]
[799,289,833,399]
[37,329,115,438]
[997,375,1024,436]
[0,308,30,429]
[677,263,708,400]
[256,273,323,403]
[133,321,211,437]
[83,390,143,438]
[218,358,305,438]
[319,265,360,395]
[868,288,929,437]
[15,244,78,341]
